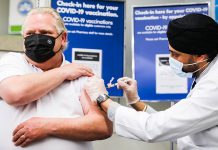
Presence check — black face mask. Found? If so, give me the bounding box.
[24,33,62,63]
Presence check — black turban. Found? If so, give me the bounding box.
[167,13,218,55]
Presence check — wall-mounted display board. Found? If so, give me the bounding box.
[52,0,125,96]
[132,3,209,101]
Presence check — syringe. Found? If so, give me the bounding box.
[107,77,128,88]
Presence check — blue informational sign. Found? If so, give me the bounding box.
[216,0,218,22]
[133,3,209,101]
[216,6,218,22]
[52,0,124,96]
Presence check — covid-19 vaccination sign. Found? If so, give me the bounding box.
[52,0,124,97]
[133,3,209,101]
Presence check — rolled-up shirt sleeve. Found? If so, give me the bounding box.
[107,101,121,122]
[0,53,26,82]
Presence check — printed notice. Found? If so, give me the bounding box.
[134,4,208,42]
[156,54,188,94]
[55,0,120,36]
[72,48,102,77]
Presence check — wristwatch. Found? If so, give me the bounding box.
[96,94,110,106]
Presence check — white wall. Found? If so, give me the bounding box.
[0,0,10,56]
[0,0,9,34]
[0,51,7,58]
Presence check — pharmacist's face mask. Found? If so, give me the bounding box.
[169,56,209,78]
[24,33,62,63]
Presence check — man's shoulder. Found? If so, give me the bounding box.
[73,76,88,87]
[3,52,23,57]
[0,52,24,63]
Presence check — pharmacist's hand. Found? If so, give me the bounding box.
[117,77,140,104]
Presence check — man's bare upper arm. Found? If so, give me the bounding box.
[79,90,92,115]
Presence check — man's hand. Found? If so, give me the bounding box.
[84,76,108,103]
[12,117,49,147]
[61,63,94,81]
[117,77,140,105]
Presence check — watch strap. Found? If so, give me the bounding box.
[96,94,110,107]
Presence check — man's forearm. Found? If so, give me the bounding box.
[0,68,66,106]
[46,114,113,141]
[130,101,147,111]
[100,99,147,113]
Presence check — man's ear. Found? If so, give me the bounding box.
[195,54,208,62]
[61,31,67,45]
